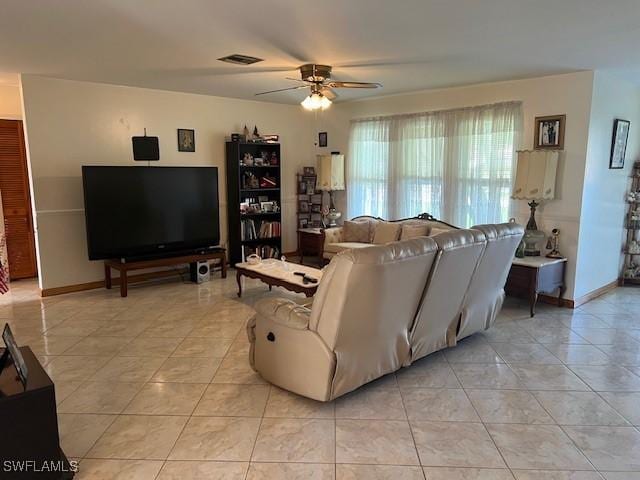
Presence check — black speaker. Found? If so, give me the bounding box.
[132,136,159,161]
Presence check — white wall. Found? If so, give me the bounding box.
[0,85,22,119]
[327,72,596,300]
[20,75,314,290]
[575,72,640,298]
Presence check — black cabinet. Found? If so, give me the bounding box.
[226,142,282,265]
[0,346,74,479]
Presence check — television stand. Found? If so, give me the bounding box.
[104,249,226,297]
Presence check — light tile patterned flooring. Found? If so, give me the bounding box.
[2,276,640,479]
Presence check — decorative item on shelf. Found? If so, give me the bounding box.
[534,115,565,150]
[177,129,195,152]
[263,134,279,143]
[299,200,310,213]
[512,150,559,256]
[259,175,277,188]
[545,228,563,258]
[628,191,640,203]
[270,151,278,165]
[242,172,260,189]
[242,153,254,166]
[624,262,640,279]
[253,125,260,139]
[509,218,525,258]
[303,166,316,175]
[243,125,250,139]
[610,119,630,169]
[628,240,640,255]
[318,153,345,227]
[231,133,243,142]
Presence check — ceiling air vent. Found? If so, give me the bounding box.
[217,54,264,65]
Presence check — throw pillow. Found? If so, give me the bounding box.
[343,220,371,243]
[372,222,402,244]
[400,224,430,240]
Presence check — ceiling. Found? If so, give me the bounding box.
[1,0,640,104]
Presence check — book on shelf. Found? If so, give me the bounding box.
[241,219,281,240]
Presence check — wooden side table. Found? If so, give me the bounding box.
[297,228,325,266]
[505,257,567,317]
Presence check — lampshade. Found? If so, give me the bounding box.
[317,154,345,191]
[512,150,559,200]
[301,93,332,111]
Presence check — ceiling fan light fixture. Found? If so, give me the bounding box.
[301,92,331,111]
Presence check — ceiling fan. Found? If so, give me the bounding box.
[255,64,382,110]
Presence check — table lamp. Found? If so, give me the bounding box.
[512,150,559,256]
[317,154,345,227]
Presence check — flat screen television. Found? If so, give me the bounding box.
[82,166,220,260]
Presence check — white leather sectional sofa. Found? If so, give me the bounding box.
[247,222,524,401]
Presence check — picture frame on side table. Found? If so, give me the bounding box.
[610,119,630,169]
[177,129,195,152]
[534,115,565,150]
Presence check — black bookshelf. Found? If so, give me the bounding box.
[226,142,282,265]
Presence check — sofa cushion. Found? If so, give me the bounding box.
[373,222,402,244]
[429,227,450,237]
[343,220,371,243]
[400,224,430,240]
[324,242,371,255]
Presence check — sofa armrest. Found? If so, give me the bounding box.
[254,298,311,330]
[324,227,344,247]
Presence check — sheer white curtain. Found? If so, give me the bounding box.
[347,101,522,227]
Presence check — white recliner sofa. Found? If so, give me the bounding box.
[247,222,524,401]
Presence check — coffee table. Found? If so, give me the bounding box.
[235,259,323,297]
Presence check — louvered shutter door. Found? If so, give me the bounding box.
[0,120,37,279]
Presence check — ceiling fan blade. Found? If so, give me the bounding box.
[285,77,314,84]
[255,85,308,96]
[326,81,382,89]
[319,87,338,101]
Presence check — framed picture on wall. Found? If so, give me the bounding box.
[534,115,565,150]
[318,131,328,148]
[177,129,195,152]
[610,119,630,169]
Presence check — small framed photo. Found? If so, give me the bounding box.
[260,201,274,212]
[534,115,565,150]
[610,119,630,169]
[311,204,322,213]
[298,182,307,194]
[177,129,195,152]
[299,200,310,213]
[303,166,316,175]
[318,131,328,148]
[299,218,309,228]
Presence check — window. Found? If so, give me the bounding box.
[347,101,522,227]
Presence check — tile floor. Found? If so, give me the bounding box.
[2,275,640,479]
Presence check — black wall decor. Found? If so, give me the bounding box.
[132,133,159,161]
